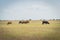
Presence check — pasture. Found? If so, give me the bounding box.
[0,20,60,40]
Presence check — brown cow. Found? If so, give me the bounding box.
[7,22,12,25]
[42,20,49,24]
[19,20,29,24]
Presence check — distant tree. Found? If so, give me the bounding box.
[29,19,31,21]
[56,19,60,20]
[53,19,55,20]
[40,19,42,21]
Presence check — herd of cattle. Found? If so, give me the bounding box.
[7,20,50,25]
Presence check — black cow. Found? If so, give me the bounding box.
[42,20,49,24]
[19,20,29,24]
[7,22,12,25]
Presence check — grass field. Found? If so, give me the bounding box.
[0,20,60,40]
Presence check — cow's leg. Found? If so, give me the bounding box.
[48,22,49,24]
[22,22,23,24]
[42,23,43,24]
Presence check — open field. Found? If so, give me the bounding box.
[0,20,60,40]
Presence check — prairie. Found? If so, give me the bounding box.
[0,20,60,40]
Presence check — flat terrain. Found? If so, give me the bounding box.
[0,20,60,40]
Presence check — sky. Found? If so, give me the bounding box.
[0,0,60,20]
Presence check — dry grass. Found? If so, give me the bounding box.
[0,20,60,40]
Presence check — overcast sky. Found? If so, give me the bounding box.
[0,0,60,20]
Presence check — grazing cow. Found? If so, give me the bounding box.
[42,20,49,24]
[7,22,12,25]
[19,20,29,24]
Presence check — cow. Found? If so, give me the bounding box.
[7,22,12,25]
[42,20,49,24]
[19,20,29,24]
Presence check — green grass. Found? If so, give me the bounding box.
[0,20,60,40]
